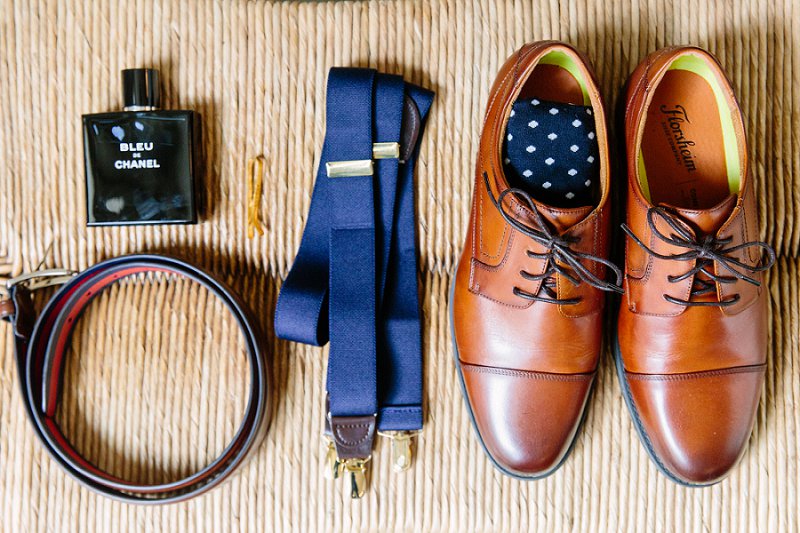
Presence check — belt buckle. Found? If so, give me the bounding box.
[6,269,77,292]
[1,269,77,325]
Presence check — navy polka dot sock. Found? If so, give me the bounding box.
[503,98,600,207]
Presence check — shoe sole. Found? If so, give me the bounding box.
[448,275,591,481]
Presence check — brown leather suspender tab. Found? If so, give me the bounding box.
[329,415,377,460]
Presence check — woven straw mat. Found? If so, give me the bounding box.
[0,1,798,532]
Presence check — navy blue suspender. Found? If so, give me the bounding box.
[274,67,432,498]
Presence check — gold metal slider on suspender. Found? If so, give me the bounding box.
[325,142,401,178]
[371,142,401,160]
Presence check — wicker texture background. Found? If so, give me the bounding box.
[0,0,798,531]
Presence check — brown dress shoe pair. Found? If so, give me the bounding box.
[450,41,775,485]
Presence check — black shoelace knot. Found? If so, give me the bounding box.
[621,206,776,307]
[484,173,623,305]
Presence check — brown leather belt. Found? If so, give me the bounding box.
[0,254,270,504]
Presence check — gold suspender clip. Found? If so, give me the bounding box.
[342,457,370,499]
[323,436,344,481]
[378,430,421,472]
[322,437,371,499]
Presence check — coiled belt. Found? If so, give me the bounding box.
[0,254,270,504]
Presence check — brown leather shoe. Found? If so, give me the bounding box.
[616,46,776,486]
[450,41,621,479]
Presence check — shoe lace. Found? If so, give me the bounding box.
[621,206,776,307]
[483,172,623,305]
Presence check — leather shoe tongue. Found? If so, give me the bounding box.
[529,200,594,233]
[661,194,737,236]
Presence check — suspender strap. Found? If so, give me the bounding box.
[326,69,380,456]
[274,68,432,491]
[378,83,432,432]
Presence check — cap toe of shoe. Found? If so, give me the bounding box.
[459,362,594,478]
[625,366,765,485]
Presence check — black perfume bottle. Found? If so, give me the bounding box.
[83,69,199,225]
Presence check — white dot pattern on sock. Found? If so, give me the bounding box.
[502,98,601,207]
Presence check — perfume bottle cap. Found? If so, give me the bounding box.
[122,68,160,111]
